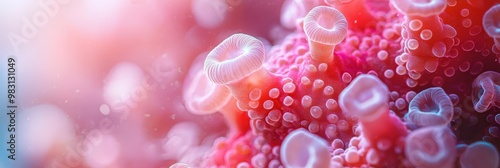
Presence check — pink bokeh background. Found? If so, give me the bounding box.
[0,0,286,167]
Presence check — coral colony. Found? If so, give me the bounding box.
[178,0,500,167]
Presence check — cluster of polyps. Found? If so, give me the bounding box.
[392,0,457,74]
[179,0,500,167]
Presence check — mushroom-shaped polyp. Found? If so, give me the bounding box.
[460,141,499,168]
[192,0,226,29]
[184,53,232,115]
[163,122,201,160]
[471,71,500,113]
[405,87,454,127]
[339,74,389,122]
[483,5,500,45]
[185,53,250,133]
[183,70,232,114]
[339,74,407,144]
[405,125,456,168]
[280,0,321,29]
[303,6,348,62]
[390,0,447,17]
[280,128,331,168]
[204,33,266,85]
[280,0,305,29]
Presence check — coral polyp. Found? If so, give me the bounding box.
[180,0,500,167]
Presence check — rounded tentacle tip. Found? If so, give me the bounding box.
[472,71,500,113]
[460,141,499,168]
[390,0,447,17]
[303,6,348,62]
[204,33,266,85]
[339,74,389,121]
[405,125,456,168]
[405,87,454,127]
[280,128,331,168]
[483,5,500,38]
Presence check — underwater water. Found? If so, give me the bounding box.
[0,0,499,167]
[179,0,500,167]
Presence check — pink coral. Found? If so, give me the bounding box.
[391,0,457,74]
[178,1,500,167]
[405,125,456,168]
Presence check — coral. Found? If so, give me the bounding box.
[180,0,500,167]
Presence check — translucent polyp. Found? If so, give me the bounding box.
[280,0,321,29]
[280,128,331,168]
[405,125,456,168]
[390,0,447,17]
[205,33,266,85]
[303,6,347,62]
[339,74,407,144]
[184,53,249,133]
[183,68,232,115]
[405,87,454,127]
[185,52,232,114]
[471,71,500,113]
[324,0,376,29]
[460,141,499,168]
[339,74,389,122]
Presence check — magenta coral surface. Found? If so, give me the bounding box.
[178,0,500,167]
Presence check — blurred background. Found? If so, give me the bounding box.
[0,0,290,167]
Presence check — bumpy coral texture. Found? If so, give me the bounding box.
[181,0,500,167]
